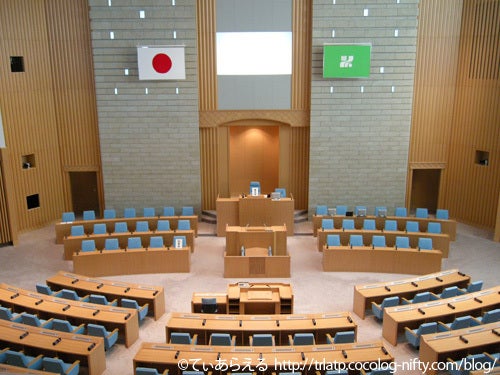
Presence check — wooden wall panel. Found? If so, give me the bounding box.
[289,127,310,210]
[197,0,217,112]
[200,127,218,210]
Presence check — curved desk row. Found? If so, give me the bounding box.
[353,269,471,319]
[165,312,357,346]
[72,247,190,277]
[419,322,500,375]
[0,283,139,348]
[133,341,394,375]
[382,286,500,346]
[63,229,194,260]
[317,229,450,257]
[46,271,165,320]
[322,246,442,275]
[55,215,198,244]
[312,214,456,240]
[0,319,106,375]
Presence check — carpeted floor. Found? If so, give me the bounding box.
[0,220,498,374]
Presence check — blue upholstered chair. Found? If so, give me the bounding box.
[103,208,116,219]
[336,205,348,216]
[0,306,23,322]
[172,235,187,248]
[437,315,473,332]
[355,205,367,216]
[427,222,441,234]
[326,234,341,248]
[325,371,349,375]
[143,207,156,217]
[447,353,496,375]
[349,234,364,247]
[87,323,119,350]
[316,205,328,215]
[5,350,43,370]
[149,236,164,249]
[321,218,334,230]
[415,208,428,218]
[384,220,398,231]
[363,219,376,230]
[375,206,387,217]
[114,222,129,233]
[275,188,286,198]
[437,286,460,299]
[372,235,386,248]
[59,289,89,302]
[136,368,169,375]
[121,298,149,321]
[36,283,63,297]
[170,332,197,345]
[209,333,235,346]
[436,209,449,220]
[81,239,96,252]
[405,221,419,233]
[342,219,355,230]
[181,206,194,216]
[127,237,142,249]
[361,367,394,375]
[162,206,175,216]
[177,219,190,230]
[104,238,120,250]
[42,357,80,375]
[401,291,439,305]
[395,236,410,249]
[70,225,85,237]
[156,220,171,232]
[394,207,407,217]
[93,223,107,235]
[124,208,136,218]
[135,221,149,233]
[61,212,75,222]
[326,330,355,344]
[182,371,205,375]
[418,237,433,250]
[201,298,217,313]
[249,181,261,195]
[289,333,315,345]
[90,294,118,306]
[371,296,399,320]
[404,322,438,348]
[52,318,85,334]
[83,210,96,220]
[250,333,275,346]
[21,313,53,329]
[471,308,500,326]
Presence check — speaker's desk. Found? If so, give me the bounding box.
[317,228,450,257]
[133,341,394,375]
[353,269,470,319]
[55,215,198,244]
[419,322,500,375]
[322,246,442,275]
[0,283,139,347]
[312,214,457,240]
[72,247,190,276]
[382,286,500,346]
[192,282,293,315]
[216,196,294,236]
[46,271,165,320]
[165,311,357,345]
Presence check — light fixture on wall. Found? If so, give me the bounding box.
[0,109,6,148]
[139,10,145,19]
[110,31,115,39]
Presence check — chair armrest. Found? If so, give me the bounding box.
[191,334,198,345]
[429,292,441,299]
[80,294,90,302]
[404,326,417,338]
[41,318,54,329]
[456,288,467,295]
[325,333,334,344]
[139,303,149,313]
[470,317,482,326]
[231,335,236,346]
[401,297,412,305]
[27,354,44,367]
[437,321,450,332]
[359,369,368,375]
[162,370,169,375]
[288,334,294,345]
[110,299,118,306]
[74,323,86,333]
[107,328,120,339]
[67,360,80,373]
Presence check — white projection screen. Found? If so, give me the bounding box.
[216,0,292,110]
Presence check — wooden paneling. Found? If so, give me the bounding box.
[197,0,217,112]
[289,126,309,210]
[200,127,219,210]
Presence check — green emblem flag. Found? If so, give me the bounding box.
[323,44,372,78]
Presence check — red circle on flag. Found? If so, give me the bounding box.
[152,53,172,74]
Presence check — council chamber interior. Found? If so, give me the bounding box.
[0,1,499,375]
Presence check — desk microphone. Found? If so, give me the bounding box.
[175,350,180,359]
[52,337,62,346]
[347,316,353,323]
[276,320,280,327]
[342,350,347,359]
[87,343,96,351]
[447,303,455,310]
[411,282,418,287]
[384,286,391,292]
[19,332,29,339]
[71,278,79,284]
[312,318,316,326]
[436,277,443,282]
[459,335,468,344]
[474,297,483,303]
[381,346,388,355]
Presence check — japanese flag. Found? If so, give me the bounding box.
[137,46,186,80]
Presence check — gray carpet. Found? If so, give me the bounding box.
[0,221,499,374]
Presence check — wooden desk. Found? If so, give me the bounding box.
[166,311,357,345]
[55,215,198,244]
[322,246,442,275]
[317,228,450,257]
[419,322,500,375]
[382,286,500,346]
[0,319,106,375]
[63,229,195,260]
[312,214,457,240]
[0,364,54,374]
[216,196,294,236]
[192,283,293,315]
[353,269,471,319]
[0,283,139,348]
[226,225,287,256]
[72,247,190,276]
[46,271,165,320]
